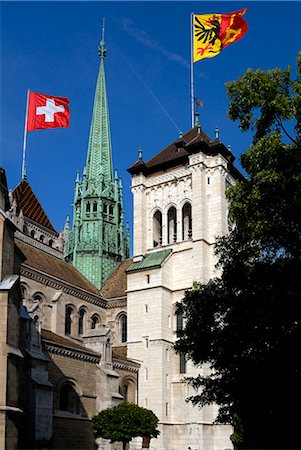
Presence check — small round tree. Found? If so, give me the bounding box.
[92,401,160,450]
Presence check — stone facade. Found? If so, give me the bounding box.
[126,125,241,450]
[0,167,139,450]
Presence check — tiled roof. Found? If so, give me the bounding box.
[17,240,101,296]
[128,126,243,180]
[112,346,127,361]
[13,179,56,233]
[126,249,172,273]
[41,329,100,356]
[101,258,133,299]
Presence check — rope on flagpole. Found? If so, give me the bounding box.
[21,89,30,179]
[190,13,195,128]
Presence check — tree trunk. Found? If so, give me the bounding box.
[123,442,129,450]
[142,435,151,448]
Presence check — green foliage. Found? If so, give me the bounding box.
[226,51,300,143]
[175,53,301,448]
[92,401,160,447]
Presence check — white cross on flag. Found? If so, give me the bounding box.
[27,91,70,132]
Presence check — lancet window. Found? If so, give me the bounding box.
[182,202,192,240]
[65,306,73,335]
[153,210,162,247]
[167,207,177,244]
[78,308,86,335]
[91,314,100,329]
[119,314,127,343]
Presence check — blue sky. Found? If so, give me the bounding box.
[1,1,300,247]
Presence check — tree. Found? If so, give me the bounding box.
[92,401,160,450]
[175,52,301,449]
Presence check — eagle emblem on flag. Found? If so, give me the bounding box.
[193,9,248,62]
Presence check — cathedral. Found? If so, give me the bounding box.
[0,29,242,450]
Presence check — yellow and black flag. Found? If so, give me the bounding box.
[193,9,248,62]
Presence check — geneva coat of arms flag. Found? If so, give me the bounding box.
[27,91,70,132]
[193,9,248,62]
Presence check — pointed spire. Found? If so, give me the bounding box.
[98,18,107,60]
[85,18,113,189]
[64,214,70,231]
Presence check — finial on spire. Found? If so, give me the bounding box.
[138,147,143,159]
[98,17,107,59]
[228,144,232,152]
[215,127,220,140]
[179,131,183,138]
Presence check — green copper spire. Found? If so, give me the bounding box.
[86,18,113,188]
[65,23,129,289]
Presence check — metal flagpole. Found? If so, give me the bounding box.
[190,13,195,128]
[21,89,30,179]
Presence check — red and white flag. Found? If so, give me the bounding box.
[27,91,70,132]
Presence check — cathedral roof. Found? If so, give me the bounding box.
[101,258,133,299]
[112,346,127,360]
[13,179,57,233]
[42,329,100,356]
[126,249,172,273]
[128,126,243,180]
[17,241,101,296]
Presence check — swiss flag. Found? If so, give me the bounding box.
[27,91,70,132]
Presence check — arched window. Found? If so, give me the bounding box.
[30,230,35,238]
[65,306,73,335]
[120,314,127,343]
[153,210,162,247]
[49,239,53,247]
[182,202,192,240]
[119,376,136,403]
[167,207,177,244]
[78,308,86,335]
[109,205,114,216]
[33,293,42,303]
[40,235,44,243]
[91,314,100,329]
[93,202,97,212]
[59,382,80,415]
[86,202,90,213]
[21,285,27,300]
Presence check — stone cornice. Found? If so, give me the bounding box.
[113,358,140,372]
[107,297,127,308]
[21,265,107,308]
[43,340,101,364]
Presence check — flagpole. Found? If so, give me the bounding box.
[190,13,195,128]
[21,89,30,179]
